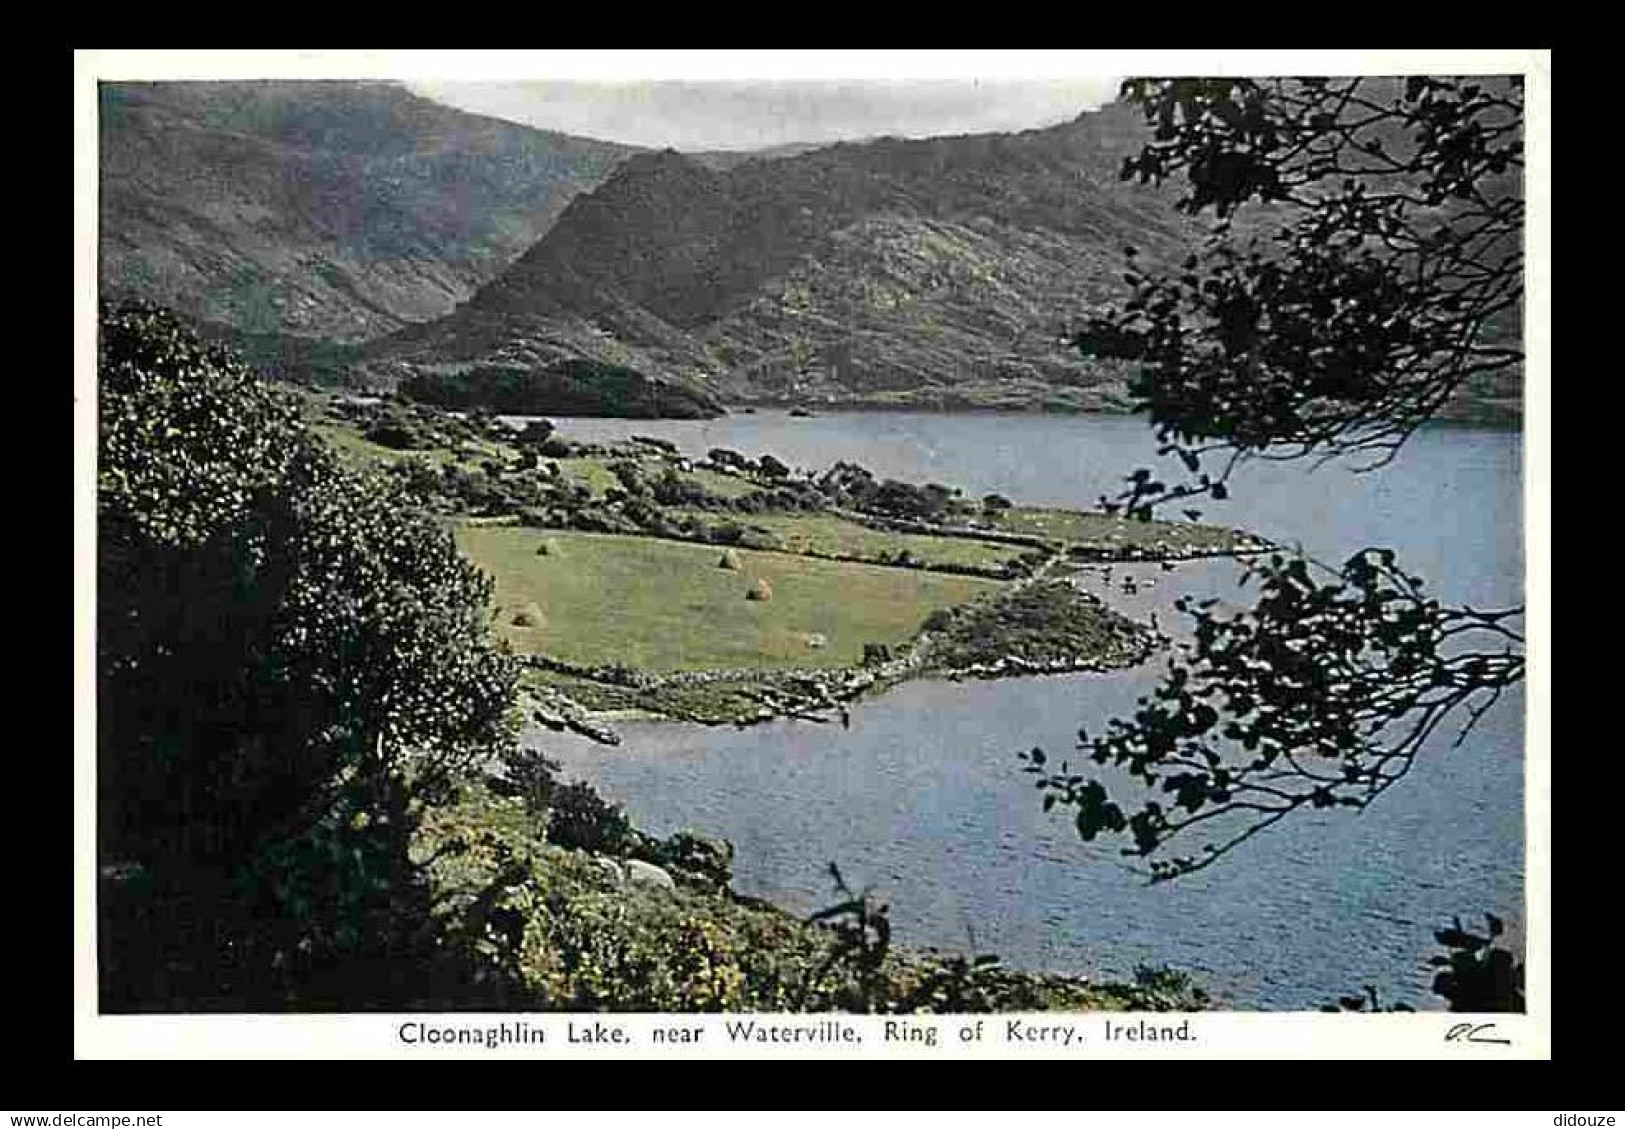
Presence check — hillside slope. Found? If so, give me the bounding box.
[361,102,1206,410]
[100,83,1521,421]
[98,81,636,341]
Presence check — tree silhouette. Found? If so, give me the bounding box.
[1029,76,1528,880]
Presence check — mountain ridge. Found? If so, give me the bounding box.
[356,102,1204,411]
[99,84,1522,422]
[98,80,639,341]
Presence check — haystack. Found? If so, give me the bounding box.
[717,548,742,570]
[512,601,548,628]
[745,578,773,602]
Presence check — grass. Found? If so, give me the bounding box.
[312,422,421,468]
[552,458,763,502]
[456,526,998,672]
[996,506,1243,552]
[414,781,1187,1012]
[523,669,646,712]
[553,456,620,497]
[311,421,508,472]
[925,581,1146,671]
[709,511,1024,571]
[524,667,776,724]
[682,467,761,499]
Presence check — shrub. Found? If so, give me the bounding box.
[365,414,427,450]
[544,782,634,856]
[638,830,736,890]
[653,469,709,507]
[517,419,556,446]
[98,302,519,1009]
[862,642,895,666]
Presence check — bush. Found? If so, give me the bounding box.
[365,414,427,450]
[98,302,519,1009]
[862,642,895,666]
[653,469,710,507]
[710,521,745,546]
[517,419,556,446]
[543,782,634,856]
[640,830,735,889]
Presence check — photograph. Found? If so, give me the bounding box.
[74,49,1548,1057]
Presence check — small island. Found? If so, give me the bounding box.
[308,393,1271,741]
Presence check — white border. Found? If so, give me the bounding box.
[72,48,1552,1061]
[78,48,1544,81]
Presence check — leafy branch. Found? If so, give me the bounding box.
[1077,76,1523,519]
[1022,548,1523,882]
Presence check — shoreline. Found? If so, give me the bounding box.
[520,572,1170,739]
[513,397,1528,432]
[493,398,1526,433]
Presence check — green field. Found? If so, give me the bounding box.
[552,456,619,496]
[552,457,762,501]
[996,506,1242,552]
[682,466,761,499]
[710,511,1024,571]
[312,422,508,472]
[455,526,998,671]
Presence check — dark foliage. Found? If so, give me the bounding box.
[401,361,723,419]
[802,864,894,1011]
[364,412,429,450]
[98,302,520,1009]
[1431,913,1525,1011]
[1322,912,1523,1012]
[545,781,635,856]
[516,418,557,445]
[1078,76,1523,508]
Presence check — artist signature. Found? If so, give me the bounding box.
[1444,1022,1511,1046]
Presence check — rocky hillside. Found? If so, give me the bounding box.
[359,102,1210,410]
[100,82,1522,421]
[98,81,635,341]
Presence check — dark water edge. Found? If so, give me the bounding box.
[723,398,1524,429]
[525,412,1527,1010]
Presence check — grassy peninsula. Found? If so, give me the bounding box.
[301,392,1267,736]
[101,304,1232,1015]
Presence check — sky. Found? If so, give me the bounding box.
[407,78,1123,152]
[82,49,1545,152]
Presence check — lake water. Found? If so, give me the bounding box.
[522,409,1527,1010]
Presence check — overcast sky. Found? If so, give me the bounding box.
[408,78,1122,151]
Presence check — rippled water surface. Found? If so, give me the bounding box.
[525,410,1527,1009]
